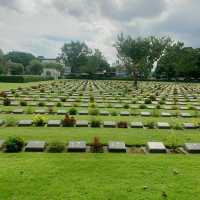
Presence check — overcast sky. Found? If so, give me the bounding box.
[0,0,200,63]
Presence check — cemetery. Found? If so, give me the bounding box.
[1,79,200,199]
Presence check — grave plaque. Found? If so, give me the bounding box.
[25,141,46,152]
[68,141,86,152]
[184,143,200,153]
[108,141,126,152]
[147,142,166,153]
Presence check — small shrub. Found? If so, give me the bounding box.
[26,106,33,114]
[60,97,66,102]
[68,108,77,115]
[111,111,117,116]
[3,98,11,106]
[89,108,99,116]
[117,121,128,128]
[20,100,27,106]
[172,122,183,130]
[146,121,155,129]
[139,104,147,109]
[33,115,47,126]
[62,114,76,127]
[123,104,129,109]
[90,96,94,102]
[91,137,103,153]
[90,103,96,108]
[56,102,62,107]
[91,119,101,127]
[48,141,65,153]
[149,95,156,101]
[48,107,54,114]
[38,101,45,107]
[144,98,151,104]
[6,117,16,127]
[4,136,24,152]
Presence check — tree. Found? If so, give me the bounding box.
[27,60,43,75]
[155,42,185,80]
[60,41,91,73]
[115,34,171,89]
[5,51,35,71]
[80,49,110,74]
[9,62,24,75]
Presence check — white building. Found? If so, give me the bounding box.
[42,68,60,80]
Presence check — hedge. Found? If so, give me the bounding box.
[0,75,54,83]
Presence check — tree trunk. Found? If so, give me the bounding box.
[133,67,138,90]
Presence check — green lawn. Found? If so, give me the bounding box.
[0,127,200,146]
[0,153,200,200]
[0,82,44,90]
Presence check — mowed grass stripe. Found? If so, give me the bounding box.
[0,153,200,200]
[0,127,200,146]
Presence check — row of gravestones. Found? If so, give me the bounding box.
[1,109,198,118]
[0,119,197,129]
[0,140,199,153]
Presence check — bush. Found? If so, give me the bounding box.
[91,137,103,153]
[48,141,65,153]
[89,108,99,116]
[56,102,62,107]
[62,114,76,127]
[144,98,151,104]
[48,107,54,114]
[117,121,128,128]
[4,136,24,152]
[0,75,53,83]
[3,98,11,106]
[68,108,77,115]
[91,119,101,127]
[33,115,47,126]
[111,110,118,116]
[38,102,45,107]
[123,104,129,109]
[139,104,147,109]
[149,95,156,101]
[146,121,155,129]
[20,100,27,106]
[6,117,16,127]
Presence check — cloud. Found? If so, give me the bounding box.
[0,0,200,63]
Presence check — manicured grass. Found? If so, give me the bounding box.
[0,153,200,200]
[0,127,200,146]
[0,82,44,90]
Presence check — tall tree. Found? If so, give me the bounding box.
[115,34,172,89]
[5,51,35,70]
[60,41,91,73]
[9,62,24,75]
[27,60,43,75]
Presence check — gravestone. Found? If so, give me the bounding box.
[161,112,171,117]
[120,111,130,116]
[13,109,24,114]
[47,120,61,127]
[147,142,166,153]
[157,122,171,129]
[25,141,46,152]
[78,110,89,115]
[18,120,33,127]
[183,123,196,129]
[76,120,89,127]
[68,141,86,152]
[108,141,126,152]
[130,122,143,128]
[0,119,5,126]
[57,110,67,115]
[35,109,46,114]
[0,140,5,149]
[184,143,200,153]
[100,111,110,116]
[141,111,151,116]
[181,112,192,117]
[103,121,116,128]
